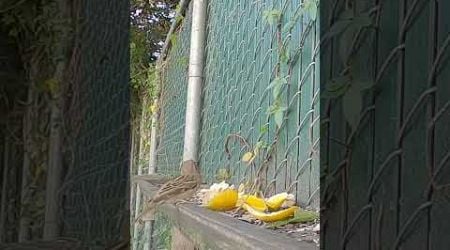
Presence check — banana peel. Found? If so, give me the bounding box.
[200,181,238,211]
[236,193,247,207]
[243,195,267,211]
[238,191,295,212]
[281,193,296,208]
[265,192,288,211]
[205,188,238,211]
[242,203,298,222]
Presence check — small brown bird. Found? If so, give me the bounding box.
[135,160,202,222]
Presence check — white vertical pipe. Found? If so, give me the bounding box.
[139,0,207,248]
[147,99,158,175]
[183,0,207,162]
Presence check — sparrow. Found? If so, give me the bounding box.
[132,174,172,199]
[135,160,202,223]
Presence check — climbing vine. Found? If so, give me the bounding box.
[321,6,376,133]
[221,0,319,197]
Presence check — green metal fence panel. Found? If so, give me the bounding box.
[60,0,130,248]
[157,0,320,208]
[320,0,450,249]
[156,4,193,177]
[158,1,319,208]
[200,0,320,207]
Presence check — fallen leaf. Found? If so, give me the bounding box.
[242,151,256,164]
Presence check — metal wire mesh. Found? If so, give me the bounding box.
[200,0,319,207]
[156,5,193,177]
[156,0,319,208]
[320,0,450,249]
[59,0,130,247]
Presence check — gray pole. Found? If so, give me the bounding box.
[182,0,207,162]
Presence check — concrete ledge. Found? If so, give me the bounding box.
[138,174,317,249]
[160,203,318,250]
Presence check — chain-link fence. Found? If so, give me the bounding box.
[0,0,130,247]
[321,0,450,249]
[59,0,130,248]
[156,0,320,213]
[156,4,193,177]
[0,26,24,242]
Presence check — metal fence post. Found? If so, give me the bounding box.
[171,0,208,248]
[182,0,207,163]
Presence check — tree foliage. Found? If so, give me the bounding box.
[130,0,179,123]
[131,0,179,62]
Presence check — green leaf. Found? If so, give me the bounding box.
[267,77,287,90]
[342,84,362,132]
[292,209,319,222]
[338,24,358,64]
[263,9,282,25]
[274,107,287,128]
[267,209,319,228]
[321,75,351,99]
[273,83,282,100]
[282,9,304,33]
[349,64,375,91]
[175,14,184,25]
[260,124,269,134]
[267,105,277,115]
[324,20,353,40]
[282,21,296,33]
[280,47,290,64]
[324,11,373,41]
[255,141,265,148]
[303,0,318,21]
[328,76,350,91]
[268,77,287,99]
[254,140,268,153]
[274,111,283,128]
[310,5,317,21]
[216,168,232,181]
